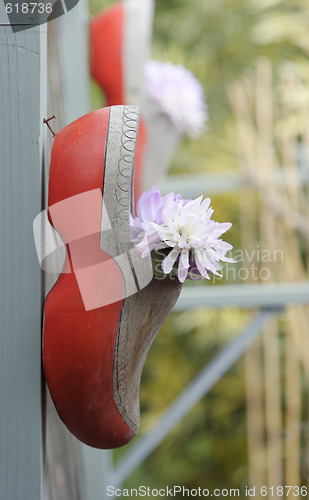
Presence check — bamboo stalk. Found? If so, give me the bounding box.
[285,313,302,486]
[245,342,266,490]
[255,59,284,491]
[263,320,283,488]
[239,130,265,494]
[228,75,309,240]
[272,65,308,490]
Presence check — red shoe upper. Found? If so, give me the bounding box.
[43,108,135,448]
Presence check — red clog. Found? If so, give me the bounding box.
[43,105,182,449]
[89,1,153,200]
[90,3,123,106]
[90,0,153,106]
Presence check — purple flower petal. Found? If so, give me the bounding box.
[131,186,234,281]
[145,60,208,138]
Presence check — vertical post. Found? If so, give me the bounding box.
[49,0,90,127]
[81,447,113,500]
[0,24,47,500]
[59,0,90,125]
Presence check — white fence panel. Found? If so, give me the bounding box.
[0,24,47,500]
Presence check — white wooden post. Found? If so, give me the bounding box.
[57,0,90,126]
[0,23,47,500]
[47,0,90,129]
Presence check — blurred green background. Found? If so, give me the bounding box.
[89,0,309,495]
